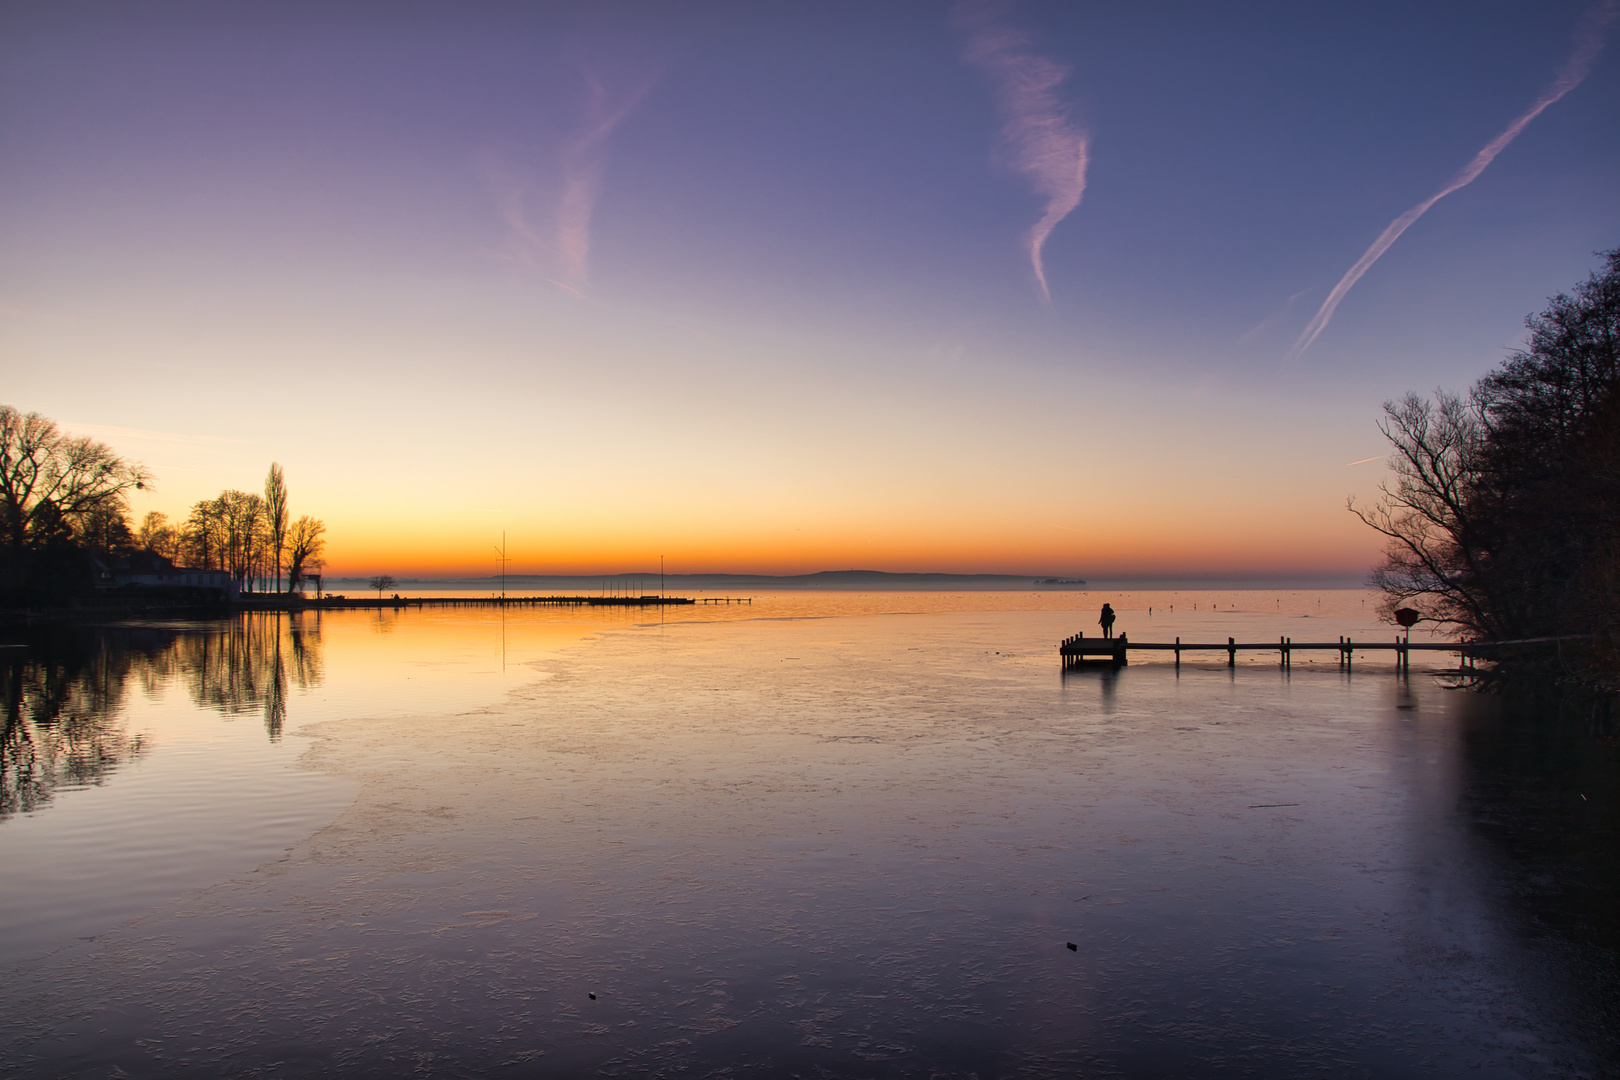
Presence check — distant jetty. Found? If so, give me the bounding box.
[323,570,1087,593]
[234,594,752,612]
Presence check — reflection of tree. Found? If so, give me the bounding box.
[287,613,324,691]
[1456,695,1620,1060]
[170,613,324,741]
[0,624,166,820]
[0,614,328,818]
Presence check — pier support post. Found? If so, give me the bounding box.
[1174,636,1180,670]
[1228,637,1236,668]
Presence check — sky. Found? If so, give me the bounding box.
[2,0,1617,580]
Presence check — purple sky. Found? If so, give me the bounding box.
[3,1,1616,576]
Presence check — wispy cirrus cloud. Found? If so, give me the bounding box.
[485,71,656,297]
[1289,0,1618,359]
[954,0,1090,304]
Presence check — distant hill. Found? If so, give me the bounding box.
[326,570,1087,592]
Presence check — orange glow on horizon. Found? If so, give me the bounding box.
[311,509,1382,579]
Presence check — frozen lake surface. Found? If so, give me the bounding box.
[1,592,1615,1078]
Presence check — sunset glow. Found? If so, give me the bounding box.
[4,2,1615,580]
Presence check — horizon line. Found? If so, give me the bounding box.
[320,568,1371,589]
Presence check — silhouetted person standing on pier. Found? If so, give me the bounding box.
[1099,603,1116,639]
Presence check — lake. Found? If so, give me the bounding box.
[1,591,1615,1078]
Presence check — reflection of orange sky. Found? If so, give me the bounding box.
[304,609,601,711]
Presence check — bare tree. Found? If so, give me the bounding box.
[1355,248,1620,683]
[1469,247,1620,650]
[78,503,136,555]
[0,406,150,551]
[1350,392,1497,638]
[182,498,225,569]
[285,516,326,594]
[215,491,268,590]
[136,511,180,560]
[369,575,397,600]
[264,463,289,594]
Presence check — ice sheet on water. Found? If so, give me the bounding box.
[0,594,1613,1077]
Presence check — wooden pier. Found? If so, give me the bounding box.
[587,595,697,607]
[1058,635,1130,667]
[1060,632,1499,673]
[586,595,752,606]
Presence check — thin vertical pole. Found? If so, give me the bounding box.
[1228,637,1235,668]
[1175,636,1180,670]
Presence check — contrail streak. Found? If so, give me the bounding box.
[955,0,1090,304]
[1290,0,1617,359]
[554,74,651,289]
[484,71,654,296]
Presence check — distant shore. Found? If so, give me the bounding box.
[365,570,1077,592]
[318,570,1369,593]
[0,572,1374,622]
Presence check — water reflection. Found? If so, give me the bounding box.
[166,614,325,740]
[1453,693,1620,1061]
[0,624,161,820]
[1,600,1615,1076]
[0,614,326,818]
[1060,662,1119,713]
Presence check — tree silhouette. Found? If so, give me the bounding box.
[1357,247,1620,685]
[137,511,179,559]
[264,463,288,593]
[286,516,326,594]
[0,406,150,552]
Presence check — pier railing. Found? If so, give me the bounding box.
[1058,633,1585,672]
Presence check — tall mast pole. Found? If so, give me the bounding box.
[493,532,508,600]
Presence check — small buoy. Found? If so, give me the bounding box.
[1066,942,1077,951]
[588,993,596,1000]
